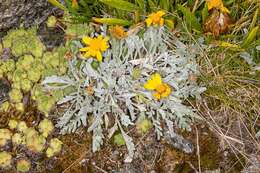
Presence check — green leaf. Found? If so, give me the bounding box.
[99,0,139,12]
[47,0,66,11]
[135,0,145,11]
[241,26,259,48]
[160,0,170,11]
[201,3,209,24]
[93,17,132,26]
[165,19,174,29]
[148,0,157,11]
[249,8,259,31]
[177,4,201,32]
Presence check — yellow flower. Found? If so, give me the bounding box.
[109,25,128,39]
[145,11,166,27]
[144,73,171,100]
[206,0,230,13]
[72,0,79,9]
[80,35,109,62]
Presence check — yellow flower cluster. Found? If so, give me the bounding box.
[145,11,166,27]
[80,10,168,61]
[206,0,230,13]
[109,25,128,39]
[80,35,109,62]
[144,73,171,100]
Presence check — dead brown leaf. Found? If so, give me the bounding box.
[204,9,232,37]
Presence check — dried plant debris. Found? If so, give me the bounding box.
[43,26,206,161]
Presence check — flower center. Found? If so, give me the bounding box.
[89,39,102,51]
[155,84,167,94]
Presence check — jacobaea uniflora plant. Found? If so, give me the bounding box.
[43,25,206,162]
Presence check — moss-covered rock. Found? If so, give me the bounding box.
[38,119,54,138]
[16,159,31,173]
[26,133,46,153]
[0,151,12,168]
[0,129,12,147]
[46,138,62,158]
[8,119,18,129]
[17,121,28,133]
[12,133,25,145]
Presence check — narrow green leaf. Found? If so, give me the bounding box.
[165,19,174,29]
[241,26,259,48]
[249,8,259,31]
[93,17,132,26]
[135,0,145,11]
[201,4,209,24]
[99,0,139,12]
[47,0,66,11]
[160,0,170,11]
[177,4,201,32]
[148,0,157,11]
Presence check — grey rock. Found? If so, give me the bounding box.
[0,79,10,104]
[164,131,194,154]
[0,0,55,32]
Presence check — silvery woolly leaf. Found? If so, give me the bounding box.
[57,95,77,105]
[83,62,100,78]
[42,76,75,89]
[119,125,135,163]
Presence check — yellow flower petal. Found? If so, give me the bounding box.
[83,51,91,58]
[82,36,91,45]
[159,18,164,26]
[96,51,102,62]
[146,11,166,27]
[80,35,109,61]
[104,36,109,42]
[146,18,152,27]
[161,84,171,98]
[144,73,162,90]
[153,92,161,100]
[100,41,109,51]
[80,47,89,52]
[157,11,166,17]
[221,6,230,13]
[206,0,230,13]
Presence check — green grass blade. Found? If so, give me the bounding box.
[160,0,170,11]
[241,26,259,48]
[47,0,66,11]
[93,17,132,26]
[99,0,139,12]
[177,4,201,32]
